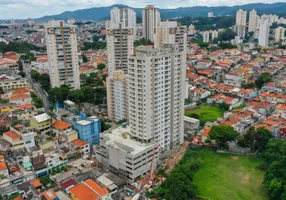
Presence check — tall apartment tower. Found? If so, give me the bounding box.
[259,18,270,48]
[235,9,247,38]
[110,7,137,39]
[249,9,257,32]
[142,5,161,42]
[106,21,134,74]
[275,27,285,42]
[106,70,129,122]
[154,21,187,52]
[45,20,80,89]
[128,44,186,151]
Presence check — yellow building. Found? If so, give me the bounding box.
[30,113,51,135]
[3,131,24,150]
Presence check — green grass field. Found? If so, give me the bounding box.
[192,149,268,200]
[185,105,224,125]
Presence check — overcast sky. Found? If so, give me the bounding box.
[0,0,285,19]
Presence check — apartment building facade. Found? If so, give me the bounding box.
[106,70,129,122]
[106,22,134,74]
[142,5,161,42]
[128,45,186,151]
[45,20,80,89]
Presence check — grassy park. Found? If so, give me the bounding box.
[185,105,224,126]
[192,149,268,200]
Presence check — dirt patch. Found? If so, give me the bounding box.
[241,173,250,184]
[232,156,239,160]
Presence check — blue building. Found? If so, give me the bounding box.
[56,101,101,146]
[65,116,101,146]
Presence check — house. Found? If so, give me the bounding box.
[184,116,200,135]
[41,190,58,200]
[207,94,239,109]
[238,89,258,100]
[249,101,274,115]
[52,120,78,142]
[0,75,30,91]
[17,181,40,199]
[189,87,211,100]
[3,131,24,150]
[71,139,90,158]
[9,94,32,106]
[0,58,19,75]
[69,179,111,200]
[261,82,283,93]
[0,159,9,188]
[224,72,244,87]
[30,113,51,135]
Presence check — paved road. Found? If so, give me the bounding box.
[23,62,50,112]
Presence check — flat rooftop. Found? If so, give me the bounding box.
[77,120,91,125]
[101,126,156,155]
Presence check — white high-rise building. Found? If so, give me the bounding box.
[236,9,247,38]
[249,9,257,32]
[208,12,214,18]
[212,30,218,40]
[128,44,186,150]
[275,27,285,42]
[106,70,129,122]
[106,21,134,74]
[188,24,195,35]
[45,20,80,89]
[154,21,187,52]
[110,7,137,39]
[142,5,161,42]
[259,18,270,48]
[202,31,210,43]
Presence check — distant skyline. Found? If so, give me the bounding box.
[0,0,286,19]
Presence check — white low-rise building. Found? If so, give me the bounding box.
[95,125,160,181]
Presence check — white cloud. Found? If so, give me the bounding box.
[0,0,285,19]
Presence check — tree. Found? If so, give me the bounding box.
[190,113,200,119]
[97,63,106,71]
[0,87,3,94]
[31,70,40,81]
[218,102,230,111]
[255,72,273,89]
[33,98,43,108]
[218,42,236,49]
[243,82,256,89]
[198,42,209,49]
[100,118,111,132]
[82,54,88,63]
[134,38,153,47]
[209,125,239,149]
[243,127,272,152]
[218,29,236,41]
[69,89,84,103]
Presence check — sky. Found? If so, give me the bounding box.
[0,0,285,19]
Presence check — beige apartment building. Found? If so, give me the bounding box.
[106,70,129,122]
[128,44,186,151]
[142,5,161,42]
[45,20,80,89]
[0,75,30,91]
[106,22,134,74]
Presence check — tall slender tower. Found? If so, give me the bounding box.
[249,9,257,32]
[110,7,137,39]
[259,18,270,48]
[45,20,80,89]
[106,21,134,74]
[142,5,161,42]
[128,44,186,151]
[236,9,247,38]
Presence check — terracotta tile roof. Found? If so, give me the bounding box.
[266,82,275,87]
[71,139,88,147]
[9,94,30,101]
[14,196,23,200]
[30,179,42,188]
[52,120,72,130]
[36,56,48,63]
[85,179,109,196]
[12,88,30,95]
[41,190,58,200]
[3,131,21,140]
[0,155,4,159]
[0,161,7,171]
[17,104,34,109]
[202,128,210,137]
[60,178,77,190]
[0,58,18,65]
[70,182,100,200]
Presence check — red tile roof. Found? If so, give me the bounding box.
[3,131,21,140]
[52,120,72,130]
[9,94,30,100]
[0,161,7,171]
[71,139,88,147]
